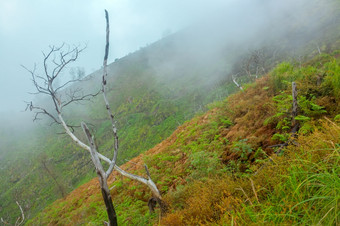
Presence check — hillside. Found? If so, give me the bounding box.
[27,51,340,225]
[0,24,237,222]
[1,0,340,223]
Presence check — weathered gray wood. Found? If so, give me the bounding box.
[59,109,163,202]
[1,201,24,226]
[232,74,243,90]
[25,8,166,222]
[81,122,117,226]
[102,10,118,177]
[98,10,165,213]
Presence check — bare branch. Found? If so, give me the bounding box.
[0,218,9,225]
[101,10,118,177]
[97,9,164,210]
[81,122,105,174]
[25,101,59,124]
[24,10,166,223]
[21,64,50,95]
[15,201,24,226]
[81,121,118,226]
[54,76,90,93]
[144,164,151,179]
[51,45,86,81]
[232,73,243,90]
[24,42,98,132]
[236,186,253,205]
[43,45,57,79]
[0,201,24,226]
[61,89,100,109]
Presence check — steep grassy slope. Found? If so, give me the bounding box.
[1,0,340,223]
[28,52,340,225]
[0,27,238,223]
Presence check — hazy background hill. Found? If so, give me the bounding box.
[28,50,340,225]
[1,0,339,223]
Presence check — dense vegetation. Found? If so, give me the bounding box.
[1,0,339,223]
[0,28,237,222]
[27,51,340,225]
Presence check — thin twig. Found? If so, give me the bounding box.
[235,187,253,205]
[323,116,340,130]
[250,178,259,203]
[15,201,25,226]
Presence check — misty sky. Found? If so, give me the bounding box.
[0,0,232,113]
[1,0,333,114]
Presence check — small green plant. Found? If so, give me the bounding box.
[264,92,292,131]
[254,147,267,163]
[271,62,294,91]
[294,115,311,121]
[334,114,340,121]
[189,151,221,179]
[231,139,253,161]
[323,59,340,98]
[272,133,290,142]
[220,118,233,127]
[298,96,327,117]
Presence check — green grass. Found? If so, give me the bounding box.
[21,50,340,226]
[2,5,340,222]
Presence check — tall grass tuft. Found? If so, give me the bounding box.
[235,120,340,225]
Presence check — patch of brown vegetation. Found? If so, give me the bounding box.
[34,75,288,224]
[221,77,277,163]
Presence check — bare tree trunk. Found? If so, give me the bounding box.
[25,8,167,223]
[101,185,117,226]
[100,9,166,214]
[273,82,300,155]
[102,10,118,176]
[82,123,117,226]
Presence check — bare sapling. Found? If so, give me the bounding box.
[25,9,166,225]
[1,201,24,226]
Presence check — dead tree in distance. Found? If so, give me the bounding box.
[231,73,243,90]
[242,48,266,80]
[25,10,166,225]
[39,154,67,198]
[1,201,24,226]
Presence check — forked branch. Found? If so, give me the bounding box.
[96,11,164,209]
[25,9,166,222]
[1,201,24,226]
[24,43,98,131]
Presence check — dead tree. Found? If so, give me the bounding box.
[1,201,24,226]
[25,10,165,225]
[242,48,266,80]
[269,82,300,154]
[315,42,322,55]
[40,154,67,198]
[231,73,243,90]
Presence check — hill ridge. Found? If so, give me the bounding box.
[28,51,340,225]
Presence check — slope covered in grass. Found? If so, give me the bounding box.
[0,28,236,223]
[28,51,340,225]
[2,0,340,222]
